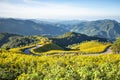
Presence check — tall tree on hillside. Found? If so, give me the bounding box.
[111,38,120,53]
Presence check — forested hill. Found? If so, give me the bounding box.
[0,33,21,47]
[0,32,107,49]
[68,20,120,40]
[51,32,107,47]
[0,18,67,36]
[0,33,40,49]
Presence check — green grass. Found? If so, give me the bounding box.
[33,43,63,53]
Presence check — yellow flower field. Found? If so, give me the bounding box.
[0,51,120,80]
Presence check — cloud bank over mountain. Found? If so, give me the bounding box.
[0,0,120,21]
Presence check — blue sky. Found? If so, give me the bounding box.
[0,0,120,21]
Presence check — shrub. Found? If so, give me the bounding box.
[111,38,120,53]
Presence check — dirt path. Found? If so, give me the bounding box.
[24,48,31,54]
[24,45,42,54]
[101,47,112,54]
[24,45,112,56]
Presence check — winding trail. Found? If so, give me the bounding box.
[24,45,42,54]
[101,47,112,54]
[24,45,112,56]
[24,48,31,54]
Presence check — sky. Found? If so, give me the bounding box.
[0,0,120,21]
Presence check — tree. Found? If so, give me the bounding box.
[111,38,120,53]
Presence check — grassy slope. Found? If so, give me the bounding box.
[68,40,111,53]
[33,43,63,53]
[9,36,51,53]
[79,41,111,53]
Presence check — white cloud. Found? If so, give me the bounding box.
[0,0,119,20]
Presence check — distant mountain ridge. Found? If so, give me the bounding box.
[69,19,120,40]
[0,18,67,36]
[0,18,120,40]
[32,19,120,40]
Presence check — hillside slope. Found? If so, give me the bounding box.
[0,18,67,36]
[51,32,107,47]
[33,43,63,53]
[0,33,21,47]
[0,33,40,49]
[69,20,120,40]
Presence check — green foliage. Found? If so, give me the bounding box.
[52,32,107,48]
[0,33,52,49]
[1,36,39,49]
[0,33,21,47]
[111,38,120,53]
[33,43,63,53]
[0,51,120,80]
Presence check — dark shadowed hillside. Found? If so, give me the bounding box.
[51,32,107,48]
[0,33,40,49]
[0,33,21,47]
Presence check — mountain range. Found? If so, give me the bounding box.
[0,18,120,40]
[68,20,120,40]
[0,18,67,36]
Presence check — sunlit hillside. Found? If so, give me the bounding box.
[0,51,120,80]
[68,40,111,53]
